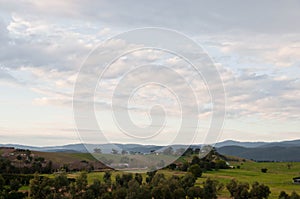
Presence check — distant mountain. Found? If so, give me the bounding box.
[258,139,300,148]
[217,146,300,162]
[214,140,266,148]
[1,139,300,161]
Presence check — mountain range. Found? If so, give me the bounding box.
[1,139,300,162]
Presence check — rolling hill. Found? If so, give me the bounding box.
[1,139,300,162]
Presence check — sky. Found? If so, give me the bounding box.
[0,0,299,146]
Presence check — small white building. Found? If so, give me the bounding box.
[293,177,300,184]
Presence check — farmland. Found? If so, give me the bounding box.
[38,161,300,199]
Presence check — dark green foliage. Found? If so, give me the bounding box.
[279,191,300,199]
[115,173,133,188]
[226,179,250,199]
[134,173,143,185]
[187,186,203,199]
[112,187,127,199]
[202,178,218,199]
[103,171,111,183]
[250,181,271,199]
[179,161,189,172]
[151,184,172,199]
[227,179,270,199]
[215,160,229,169]
[279,191,289,199]
[183,148,194,156]
[53,172,70,196]
[168,163,177,170]
[290,192,300,199]
[188,164,202,178]
[29,173,52,199]
[191,156,201,165]
[9,179,21,191]
[150,173,166,187]
[180,172,196,191]
[146,170,157,183]
[0,175,4,191]
[75,172,88,192]
[89,179,106,198]
[173,188,186,199]
[261,168,268,173]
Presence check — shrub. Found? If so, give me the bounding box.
[188,164,202,178]
[261,168,268,173]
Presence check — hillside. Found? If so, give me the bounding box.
[1,139,300,162]
[217,146,300,162]
[0,147,108,171]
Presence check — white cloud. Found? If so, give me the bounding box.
[0,0,299,144]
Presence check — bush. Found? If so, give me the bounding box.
[261,168,268,173]
[188,164,202,178]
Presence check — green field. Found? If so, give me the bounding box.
[196,161,300,199]
[34,161,300,198]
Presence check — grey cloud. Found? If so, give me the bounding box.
[2,0,300,34]
[223,69,300,119]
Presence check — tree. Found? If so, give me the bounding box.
[188,164,202,178]
[187,186,203,199]
[89,179,106,198]
[112,187,127,199]
[173,188,186,199]
[16,155,22,161]
[151,173,166,187]
[151,186,163,199]
[250,182,271,199]
[102,192,113,199]
[103,171,111,184]
[202,178,218,199]
[146,170,157,184]
[9,179,21,191]
[0,175,4,191]
[168,163,177,170]
[180,172,196,191]
[111,149,118,154]
[151,184,171,199]
[29,173,52,199]
[53,172,70,195]
[191,155,200,165]
[168,176,180,192]
[278,191,300,199]
[93,148,102,154]
[226,179,249,199]
[76,172,88,192]
[261,168,268,173]
[126,179,140,199]
[279,191,289,199]
[215,160,228,169]
[43,160,53,174]
[139,185,152,199]
[183,148,194,156]
[135,173,143,185]
[115,173,133,188]
[290,191,300,199]
[179,161,189,172]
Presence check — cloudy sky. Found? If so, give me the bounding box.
[0,0,299,146]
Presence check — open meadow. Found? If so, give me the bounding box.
[35,161,300,199]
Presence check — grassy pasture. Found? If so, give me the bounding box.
[196,161,300,199]
[24,161,300,198]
